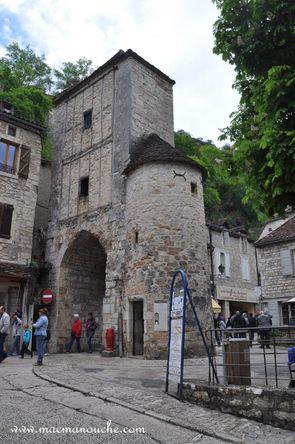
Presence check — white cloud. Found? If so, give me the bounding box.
[0,0,239,144]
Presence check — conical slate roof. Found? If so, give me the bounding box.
[123,133,206,177]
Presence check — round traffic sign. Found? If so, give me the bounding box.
[42,288,53,305]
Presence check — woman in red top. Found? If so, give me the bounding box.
[66,314,82,353]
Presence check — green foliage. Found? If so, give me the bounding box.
[213,0,295,215]
[0,42,95,127]
[0,42,52,92]
[175,130,264,226]
[41,133,53,160]
[54,58,94,92]
[0,87,53,126]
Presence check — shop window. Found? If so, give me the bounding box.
[0,203,14,239]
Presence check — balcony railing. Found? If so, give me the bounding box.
[0,162,16,175]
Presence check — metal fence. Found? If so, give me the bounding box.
[205,326,295,389]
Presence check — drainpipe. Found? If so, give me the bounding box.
[254,246,263,310]
[208,225,216,299]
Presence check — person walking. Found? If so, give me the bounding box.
[257,311,272,349]
[8,312,22,356]
[0,306,10,363]
[66,314,82,353]
[19,324,33,358]
[32,308,48,366]
[85,313,97,353]
[248,313,256,346]
[232,311,247,338]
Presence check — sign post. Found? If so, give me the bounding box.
[166,269,219,400]
[166,269,187,400]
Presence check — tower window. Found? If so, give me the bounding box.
[79,176,89,197]
[191,182,197,194]
[83,110,92,130]
[135,231,139,244]
[8,126,16,137]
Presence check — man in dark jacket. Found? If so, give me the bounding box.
[257,311,272,349]
[248,313,256,346]
[232,311,247,338]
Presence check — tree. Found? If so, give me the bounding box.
[0,42,53,126]
[213,0,295,215]
[54,58,94,92]
[0,42,52,91]
[175,130,263,227]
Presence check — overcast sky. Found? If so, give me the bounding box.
[0,0,239,145]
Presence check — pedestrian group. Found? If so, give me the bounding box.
[0,305,99,366]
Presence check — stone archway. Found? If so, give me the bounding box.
[58,231,107,351]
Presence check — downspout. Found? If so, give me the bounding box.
[208,225,216,299]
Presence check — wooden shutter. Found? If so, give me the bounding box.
[225,252,231,277]
[242,257,250,281]
[0,203,13,238]
[18,145,31,179]
[280,249,292,275]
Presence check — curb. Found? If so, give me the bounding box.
[32,366,243,443]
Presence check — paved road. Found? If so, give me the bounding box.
[0,354,294,444]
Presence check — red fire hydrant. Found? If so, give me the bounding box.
[105,327,115,352]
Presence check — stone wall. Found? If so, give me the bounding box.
[0,119,42,264]
[130,58,174,146]
[210,230,257,292]
[257,241,295,325]
[125,162,212,358]
[46,51,211,357]
[182,382,295,431]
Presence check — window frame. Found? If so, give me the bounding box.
[83,109,92,130]
[0,203,14,239]
[79,176,89,198]
[0,139,19,176]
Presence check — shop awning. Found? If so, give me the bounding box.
[282,297,295,304]
[211,298,221,313]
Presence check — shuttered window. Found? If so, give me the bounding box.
[280,249,293,276]
[242,257,250,281]
[18,145,30,179]
[0,203,13,239]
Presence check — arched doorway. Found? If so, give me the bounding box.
[59,231,106,351]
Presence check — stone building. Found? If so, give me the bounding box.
[255,214,295,325]
[207,223,259,320]
[0,104,44,317]
[46,49,212,358]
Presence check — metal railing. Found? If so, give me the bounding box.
[0,162,16,175]
[205,326,295,388]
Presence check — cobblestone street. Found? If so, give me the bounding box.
[0,353,294,443]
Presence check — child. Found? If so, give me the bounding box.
[19,324,33,358]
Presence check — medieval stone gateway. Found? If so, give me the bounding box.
[46,49,212,358]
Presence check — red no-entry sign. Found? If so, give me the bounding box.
[42,288,53,305]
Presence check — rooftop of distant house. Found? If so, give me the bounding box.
[255,214,295,247]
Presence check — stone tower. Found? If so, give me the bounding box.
[46,50,211,357]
